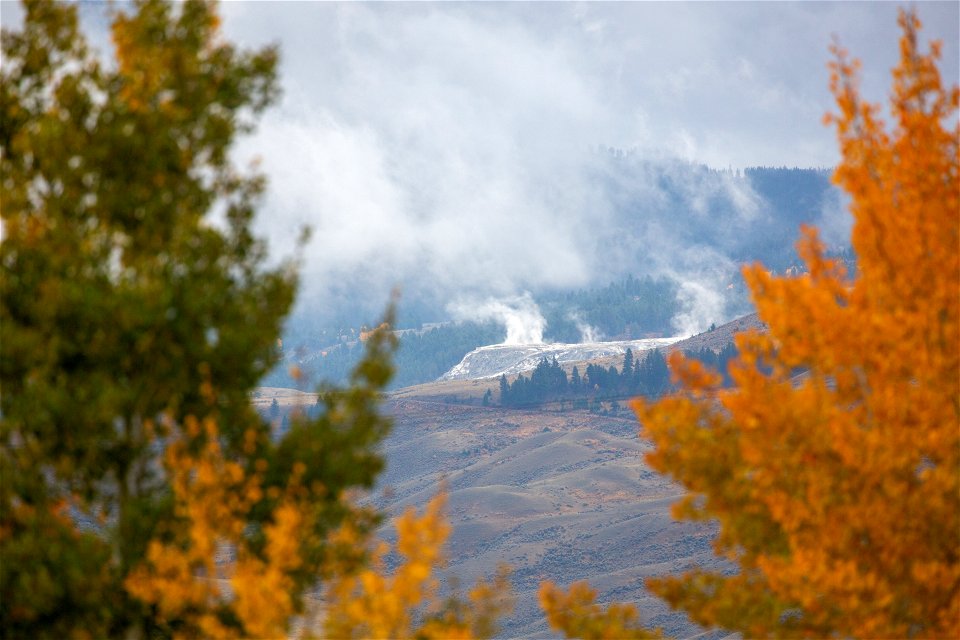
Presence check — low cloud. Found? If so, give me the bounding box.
[672,281,727,337]
[220,2,956,331]
[448,294,546,345]
[13,2,951,332]
[569,312,603,343]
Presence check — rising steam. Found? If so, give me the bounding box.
[671,280,725,337]
[448,294,546,345]
[568,311,603,343]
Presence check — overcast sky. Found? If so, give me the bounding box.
[219,2,960,168]
[216,1,958,319]
[5,1,958,328]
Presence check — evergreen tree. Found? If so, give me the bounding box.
[498,374,509,405]
[639,349,670,397]
[622,348,634,380]
[570,366,582,391]
[634,13,959,636]
[1,2,395,636]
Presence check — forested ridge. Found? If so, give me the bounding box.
[269,259,846,391]
[498,344,738,412]
[269,161,856,391]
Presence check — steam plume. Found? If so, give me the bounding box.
[568,311,603,343]
[448,294,546,345]
[672,280,725,337]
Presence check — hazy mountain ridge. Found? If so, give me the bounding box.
[258,312,762,415]
[270,165,844,390]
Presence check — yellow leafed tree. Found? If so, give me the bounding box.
[539,581,661,640]
[321,492,513,640]
[633,9,959,638]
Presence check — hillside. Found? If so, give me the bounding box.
[369,313,760,636]
[557,311,764,375]
[668,312,765,353]
[375,397,729,638]
[270,162,845,392]
[254,313,756,636]
[439,337,682,382]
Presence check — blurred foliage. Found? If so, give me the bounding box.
[0,0,399,636]
[633,10,959,638]
[539,581,661,640]
[322,492,514,640]
[1,1,514,636]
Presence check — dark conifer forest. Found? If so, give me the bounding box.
[498,343,739,412]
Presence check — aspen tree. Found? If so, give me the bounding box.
[633,10,959,637]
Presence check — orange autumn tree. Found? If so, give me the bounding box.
[539,581,661,640]
[633,9,959,638]
[321,492,513,640]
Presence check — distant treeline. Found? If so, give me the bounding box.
[267,164,856,390]
[539,275,679,342]
[498,343,738,411]
[265,275,687,390]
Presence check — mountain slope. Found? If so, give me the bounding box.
[375,397,729,638]
[440,337,682,382]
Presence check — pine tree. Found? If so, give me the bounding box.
[570,365,582,391]
[499,374,509,406]
[622,348,634,380]
[1,2,394,636]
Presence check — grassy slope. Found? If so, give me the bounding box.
[255,314,759,637]
[374,398,727,638]
[375,314,758,637]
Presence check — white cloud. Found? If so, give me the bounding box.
[6,1,956,325]
[448,293,546,345]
